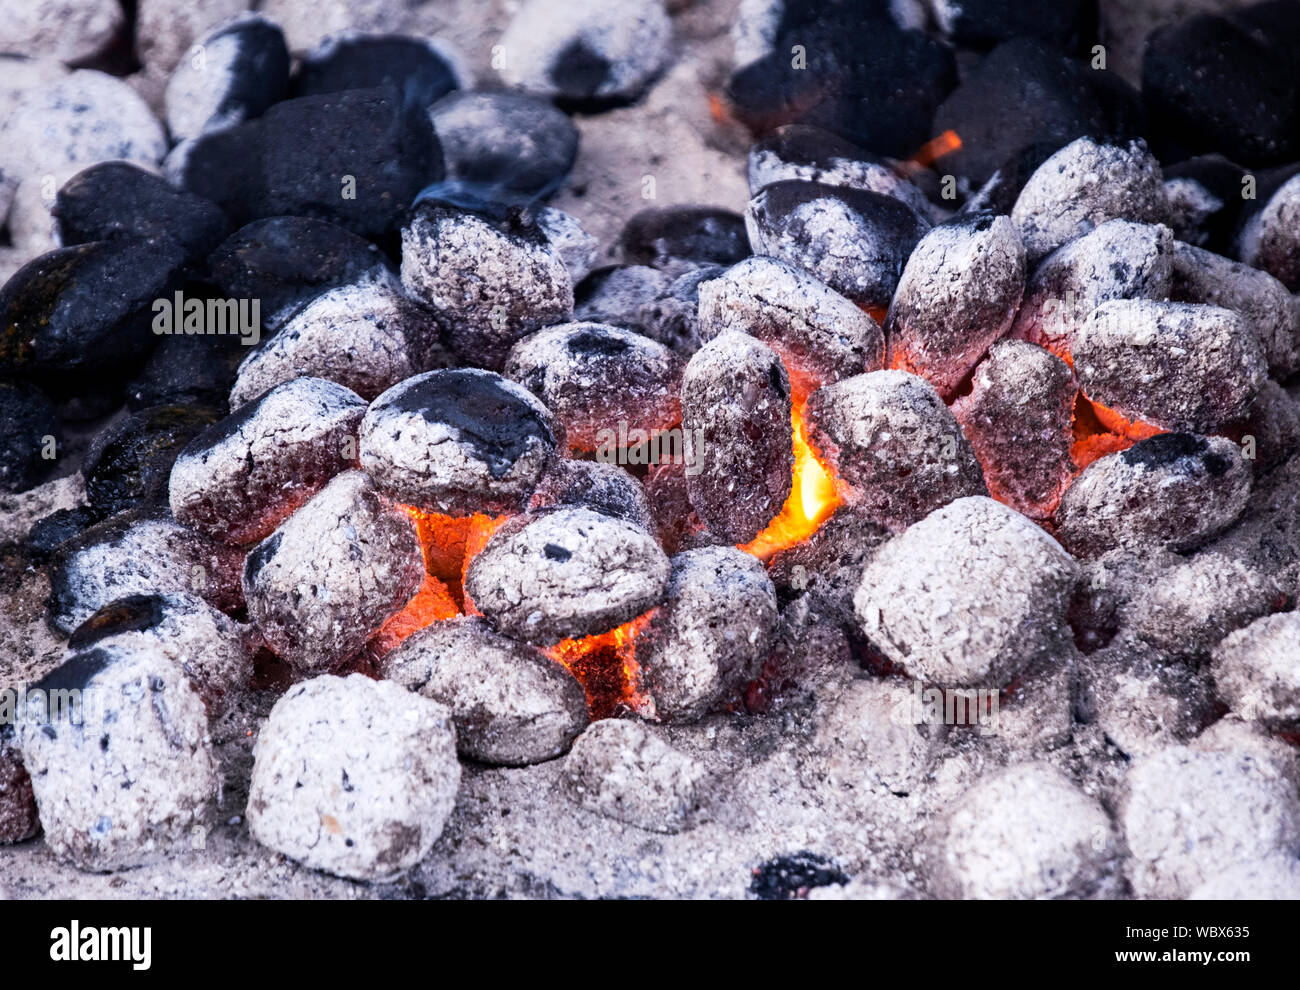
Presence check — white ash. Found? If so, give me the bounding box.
[804,370,985,531]
[1213,612,1300,725]
[681,331,792,543]
[496,0,672,105]
[562,719,707,834]
[0,0,122,65]
[49,514,244,635]
[744,180,930,309]
[638,547,778,722]
[806,879,922,901]
[1236,171,1300,291]
[854,497,1078,688]
[65,593,257,718]
[536,207,600,285]
[991,656,1076,757]
[400,201,574,370]
[1189,856,1300,900]
[730,0,783,67]
[503,322,684,451]
[16,642,219,872]
[527,459,656,534]
[229,281,451,409]
[697,255,885,385]
[358,368,561,516]
[1121,744,1300,899]
[924,763,1121,900]
[886,212,1027,399]
[247,674,460,882]
[171,377,367,545]
[1055,433,1252,557]
[1011,137,1169,264]
[241,471,424,672]
[381,616,587,767]
[1163,176,1222,247]
[1073,299,1266,433]
[135,0,250,92]
[464,507,669,645]
[1010,219,1173,357]
[952,340,1076,520]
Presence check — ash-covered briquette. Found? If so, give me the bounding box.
[886,213,1026,399]
[573,265,718,356]
[618,207,751,275]
[1161,155,1248,252]
[638,547,778,722]
[82,406,216,518]
[359,369,561,515]
[53,162,232,266]
[745,180,929,310]
[400,201,574,370]
[293,32,459,106]
[536,208,600,286]
[527,459,656,534]
[1056,433,1252,558]
[952,341,1075,520]
[680,332,792,544]
[1164,176,1224,248]
[496,0,672,108]
[642,460,709,556]
[767,506,890,623]
[67,592,256,717]
[380,616,588,766]
[1213,613,1300,726]
[15,641,219,871]
[1072,299,1266,433]
[163,13,289,142]
[0,0,121,63]
[854,497,1078,688]
[1239,379,1300,474]
[0,237,187,380]
[208,216,398,337]
[1190,856,1300,900]
[746,125,935,220]
[228,283,450,410]
[242,471,424,672]
[429,90,579,206]
[49,512,244,635]
[1010,219,1173,355]
[170,377,367,545]
[504,322,683,451]
[0,380,59,494]
[925,763,1120,900]
[1170,240,1300,379]
[697,255,885,386]
[0,731,39,845]
[1010,137,1168,264]
[1121,745,1300,900]
[804,370,985,531]
[1237,170,1300,291]
[562,719,707,834]
[248,674,460,882]
[465,507,669,645]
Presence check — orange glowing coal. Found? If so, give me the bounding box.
[368,573,460,657]
[401,505,509,610]
[545,611,656,720]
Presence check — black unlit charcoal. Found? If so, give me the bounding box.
[885,212,1026,399]
[745,181,928,309]
[1236,170,1300,292]
[1055,434,1252,558]
[1162,155,1248,253]
[573,264,718,356]
[503,322,684,451]
[294,33,459,107]
[0,380,60,494]
[928,0,1094,53]
[242,471,424,672]
[25,506,101,561]
[681,332,792,544]
[170,377,367,545]
[527,459,656,534]
[83,405,217,517]
[126,331,249,413]
[619,206,751,274]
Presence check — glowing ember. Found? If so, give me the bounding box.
[367,574,459,657]
[545,612,656,720]
[909,129,963,168]
[400,505,509,610]
[1070,394,1165,471]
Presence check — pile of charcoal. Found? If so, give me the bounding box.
[2,0,1300,898]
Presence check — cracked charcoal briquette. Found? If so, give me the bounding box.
[854,497,1078,687]
[16,641,219,871]
[381,615,587,766]
[400,201,573,370]
[504,322,683,451]
[359,368,561,515]
[1213,612,1300,726]
[170,377,367,545]
[697,255,884,386]
[618,206,751,275]
[1237,170,1300,291]
[83,405,217,518]
[0,380,60,494]
[464,507,669,646]
[952,340,1075,520]
[1011,137,1168,264]
[527,459,656,534]
[804,370,985,531]
[1055,433,1252,558]
[1072,299,1266,433]
[242,471,424,672]
[745,180,929,309]
[294,32,459,106]
[681,332,792,544]
[638,547,778,722]
[248,674,460,882]
[885,212,1026,399]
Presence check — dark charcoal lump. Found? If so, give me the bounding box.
[294,34,459,107]
[25,506,103,561]
[930,0,1096,53]
[1162,155,1247,254]
[749,851,849,900]
[618,206,750,273]
[54,162,232,265]
[125,331,247,413]
[83,405,217,517]
[527,459,656,533]
[0,380,60,493]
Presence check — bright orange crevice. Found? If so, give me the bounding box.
[369,574,460,657]
[545,611,656,720]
